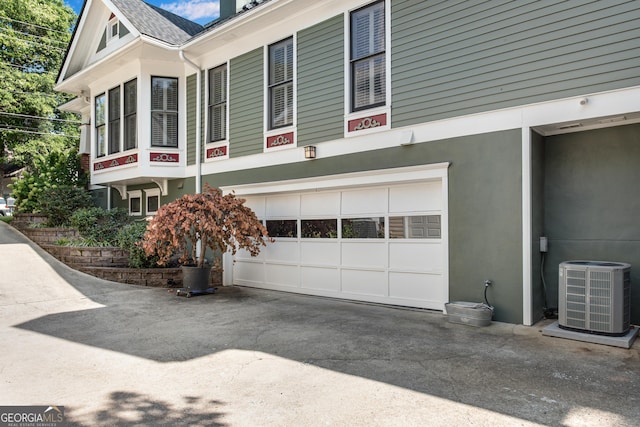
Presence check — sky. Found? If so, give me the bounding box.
[65,0,220,25]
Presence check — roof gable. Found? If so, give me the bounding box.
[57,0,204,89]
[110,0,204,45]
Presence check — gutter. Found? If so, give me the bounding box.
[179,50,202,194]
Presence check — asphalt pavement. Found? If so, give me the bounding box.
[1,220,639,426]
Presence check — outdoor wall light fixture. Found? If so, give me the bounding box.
[304,145,317,159]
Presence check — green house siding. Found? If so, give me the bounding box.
[297,15,344,146]
[391,0,640,127]
[542,123,640,325]
[202,129,524,324]
[229,48,264,158]
[186,74,197,165]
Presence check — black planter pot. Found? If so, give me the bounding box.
[181,265,212,291]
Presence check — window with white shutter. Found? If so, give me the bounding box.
[151,77,178,147]
[208,65,227,142]
[269,37,294,129]
[350,1,385,112]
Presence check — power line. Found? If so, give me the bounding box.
[2,90,60,98]
[0,60,55,74]
[0,121,79,134]
[0,32,66,51]
[0,127,79,138]
[0,111,82,124]
[0,27,68,47]
[0,15,70,35]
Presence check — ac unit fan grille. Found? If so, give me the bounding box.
[588,270,612,332]
[558,261,631,336]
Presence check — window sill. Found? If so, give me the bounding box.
[205,141,229,161]
[344,106,391,137]
[264,127,297,152]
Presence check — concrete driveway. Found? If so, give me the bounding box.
[1,221,639,426]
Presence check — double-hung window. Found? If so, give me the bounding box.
[208,65,227,142]
[151,77,178,147]
[108,86,120,155]
[268,37,294,129]
[350,1,386,111]
[124,79,137,150]
[95,94,106,157]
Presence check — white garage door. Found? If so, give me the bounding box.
[227,166,449,310]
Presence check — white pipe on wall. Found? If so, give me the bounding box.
[179,50,202,194]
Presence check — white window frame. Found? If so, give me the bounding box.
[123,78,137,151]
[207,63,228,143]
[268,37,295,130]
[144,188,161,216]
[108,85,121,155]
[264,34,297,151]
[107,17,119,44]
[151,76,179,148]
[95,93,106,158]
[344,0,391,137]
[127,190,142,216]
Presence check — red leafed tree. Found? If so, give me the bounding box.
[142,184,271,269]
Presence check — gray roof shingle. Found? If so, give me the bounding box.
[110,0,204,45]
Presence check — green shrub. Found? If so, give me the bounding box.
[115,221,159,268]
[37,186,94,227]
[10,149,87,214]
[70,207,131,245]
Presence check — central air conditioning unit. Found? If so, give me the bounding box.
[558,261,631,336]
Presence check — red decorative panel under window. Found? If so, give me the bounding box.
[348,113,387,132]
[207,146,228,159]
[266,132,295,149]
[93,153,138,171]
[150,152,179,163]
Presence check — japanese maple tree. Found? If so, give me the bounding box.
[142,184,271,269]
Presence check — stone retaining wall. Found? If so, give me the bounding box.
[78,267,222,288]
[42,244,129,268]
[17,226,80,244]
[10,214,222,288]
[80,266,183,287]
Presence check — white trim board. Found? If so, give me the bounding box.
[196,85,640,178]
[221,163,450,196]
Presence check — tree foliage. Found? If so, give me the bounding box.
[10,148,87,213]
[70,207,131,245]
[0,0,79,169]
[36,184,94,227]
[142,185,273,269]
[115,221,160,269]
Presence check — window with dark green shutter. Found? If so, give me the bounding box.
[95,93,106,157]
[124,79,137,150]
[108,86,120,154]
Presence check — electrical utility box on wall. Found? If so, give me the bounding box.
[558,261,631,336]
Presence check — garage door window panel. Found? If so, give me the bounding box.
[389,215,441,239]
[301,219,337,238]
[266,219,297,238]
[342,217,385,238]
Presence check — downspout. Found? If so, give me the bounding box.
[179,50,202,194]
